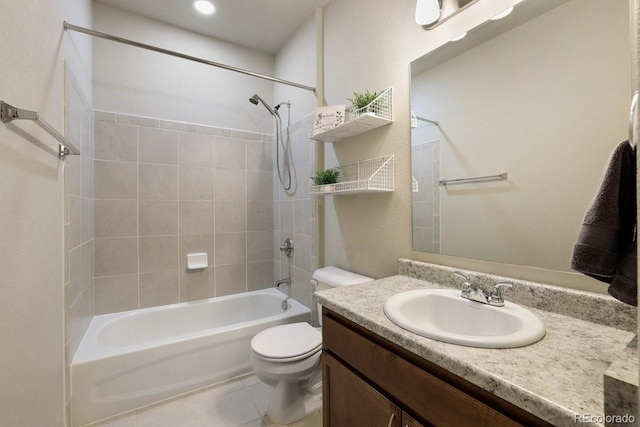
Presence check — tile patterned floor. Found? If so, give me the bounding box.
[88,374,322,427]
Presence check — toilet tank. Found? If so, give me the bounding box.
[312,266,374,326]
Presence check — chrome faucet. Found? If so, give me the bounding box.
[275,278,292,310]
[275,277,291,288]
[454,271,512,307]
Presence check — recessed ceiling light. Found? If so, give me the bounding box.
[193,0,215,15]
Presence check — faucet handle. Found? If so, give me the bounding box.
[454,271,471,286]
[454,271,473,296]
[488,281,513,306]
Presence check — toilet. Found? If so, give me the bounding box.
[250,267,374,424]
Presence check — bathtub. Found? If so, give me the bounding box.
[71,288,310,426]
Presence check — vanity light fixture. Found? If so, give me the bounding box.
[415,0,441,26]
[490,6,514,20]
[193,0,216,15]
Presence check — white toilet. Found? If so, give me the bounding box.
[250,267,373,424]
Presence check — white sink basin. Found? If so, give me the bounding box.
[383,289,545,348]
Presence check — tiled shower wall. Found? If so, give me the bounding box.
[64,66,94,422]
[93,112,275,314]
[411,139,441,253]
[273,113,317,312]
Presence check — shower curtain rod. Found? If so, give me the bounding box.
[63,22,317,94]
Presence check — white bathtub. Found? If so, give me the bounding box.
[71,288,310,426]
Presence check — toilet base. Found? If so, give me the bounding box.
[266,379,322,425]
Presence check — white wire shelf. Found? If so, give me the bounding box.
[309,155,394,196]
[309,87,393,143]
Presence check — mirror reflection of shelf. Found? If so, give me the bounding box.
[309,87,393,143]
[310,155,394,196]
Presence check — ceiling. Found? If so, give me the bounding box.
[94,0,330,55]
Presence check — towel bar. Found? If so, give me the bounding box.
[1,100,80,157]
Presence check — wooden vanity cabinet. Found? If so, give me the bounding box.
[322,309,553,427]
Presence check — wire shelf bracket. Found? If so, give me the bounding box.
[310,155,394,195]
[310,88,393,143]
[1,100,80,157]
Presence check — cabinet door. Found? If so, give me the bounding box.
[402,412,426,427]
[323,353,401,427]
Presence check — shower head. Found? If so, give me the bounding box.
[249,94,278,116]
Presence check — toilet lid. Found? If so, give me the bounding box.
[251,322,322,360]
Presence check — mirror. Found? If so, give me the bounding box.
[411,0,632,272]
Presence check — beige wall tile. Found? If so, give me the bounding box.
[94,160,137,199]
[180,268,214,302]
[214,137,246,169]
[139,201,178,236]
[247,231,273,263]
[246,141,273,172]
[94,121,137,162]
[279,200,294,234]
[215,201,246,233]
[139,163,178,200]
[179,201,214,235]
[215,232,246,266]
[94,274,138,314]
[94,199,137,238]
[94,237,138,277]
[247,171,273,201]
[139,127,179,165]
[179,132,214,167]
[215,169,245,201]
[215,264,246,296]
[293,199,311,236]
[69,195,83,249]
[179,234,215,271]
[116,114,159,128]
[247,201,273,232]
[139,236,179,273]
[140,271,179,308]
[179,166,214,201]
[247,261,274,291]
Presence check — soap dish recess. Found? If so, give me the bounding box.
[187,253,208,270]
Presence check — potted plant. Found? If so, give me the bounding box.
[311,168,341,192]
[347,90,379,118]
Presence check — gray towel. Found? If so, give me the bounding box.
[570,140,637,306]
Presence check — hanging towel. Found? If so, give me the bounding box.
[570,140,637,306]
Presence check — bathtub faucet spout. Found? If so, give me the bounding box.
[275,277,291,288]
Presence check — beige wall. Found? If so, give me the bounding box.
[92,3,276,133]
[319,0,629,291]
[0,0,92,425]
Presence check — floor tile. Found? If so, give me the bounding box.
[81,375,321,427]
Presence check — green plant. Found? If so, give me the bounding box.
[311,168,341,186]
[348,90,379,110]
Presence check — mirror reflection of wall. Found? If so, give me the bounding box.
[411,0,632,272]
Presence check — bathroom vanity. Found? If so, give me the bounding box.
[315,260,637,427]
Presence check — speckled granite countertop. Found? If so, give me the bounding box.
[315,273,636,427]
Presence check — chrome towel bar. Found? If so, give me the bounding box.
[439,173,507,186]
[1,101,80,157]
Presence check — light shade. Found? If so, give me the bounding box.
[490,6,514,20]
[415,0,440,26]
[193,0,215,15]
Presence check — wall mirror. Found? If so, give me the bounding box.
[411,0,632,272]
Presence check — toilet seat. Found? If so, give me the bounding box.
[251,322,322,362]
